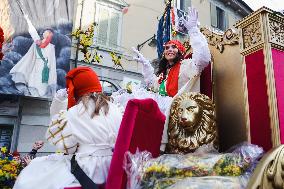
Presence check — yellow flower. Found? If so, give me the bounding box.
[1,146,7,153]
[184,171,193,177]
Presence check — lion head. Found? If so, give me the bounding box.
[165,92,218,154]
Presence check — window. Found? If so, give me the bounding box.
[176,0,191,12]
[95,2,123,50]
[210,3,228,31]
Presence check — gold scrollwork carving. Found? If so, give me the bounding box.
[269,19,284,45]
[242,21,262,49]
[247,145,284,189]
[201,28,239,53]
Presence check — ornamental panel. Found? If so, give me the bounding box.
[242,20,262,50]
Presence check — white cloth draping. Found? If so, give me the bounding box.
[13,99,123,189]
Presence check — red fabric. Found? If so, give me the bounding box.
[245,50,272,151]
[165,40,186,55]
[0,26,3,61]
[105,99,166,189]
[184,52,192,59]
[66,67,102,109]
[12,151,20,157]
[0,27,4,43]
[171,8,175,27]
[166,62,181,97]
[271,49,284,143]
[200,63,212,99]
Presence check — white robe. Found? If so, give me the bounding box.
[9,17,57,97]
[13,99,123,189]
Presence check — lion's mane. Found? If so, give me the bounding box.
[166,92,218,154]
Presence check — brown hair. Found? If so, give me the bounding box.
[157,51,184,80]
[79,92,112,118]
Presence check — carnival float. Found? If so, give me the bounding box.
[103,6,284,189]
[65,5,284,189]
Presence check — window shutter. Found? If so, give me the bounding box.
[224,11,229,30]
[180,0,191,12]
[184,0,191,12]
[210,3,217,27]
[97,6,109,46]
[109,12,120,49]
[95,3,122,50]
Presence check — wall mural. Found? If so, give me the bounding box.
[0,0,74,98]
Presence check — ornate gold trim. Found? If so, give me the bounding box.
[270,43,284,51]
[268,12,284,51]
[211,55,215,104]
[200,28,239,53]
[235,7,274,28]
[269,19,284,44]
[262,12,281,147]
[241,57,251,142]
[240,42,264,56]
[236,14,264,55]
[247,145,284,189]
[242,19,262,49]
[236,6,284,55]
[237,6,282,146]
[268,16,284,50]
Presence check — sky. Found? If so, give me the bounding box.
[243,0,284,11]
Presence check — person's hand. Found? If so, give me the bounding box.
[32,140,44,150]
[181,7,199,32]
[55,88,68,101]
[23,155,32,166]
[132,47,150,65]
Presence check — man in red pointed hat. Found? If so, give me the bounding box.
[133,7,211,97]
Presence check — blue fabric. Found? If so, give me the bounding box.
[157,3,171,59]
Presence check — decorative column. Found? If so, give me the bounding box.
[236,7,284,151]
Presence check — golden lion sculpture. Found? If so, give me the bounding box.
[165,92,218,154]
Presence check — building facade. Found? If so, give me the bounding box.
[71,0,252,93]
